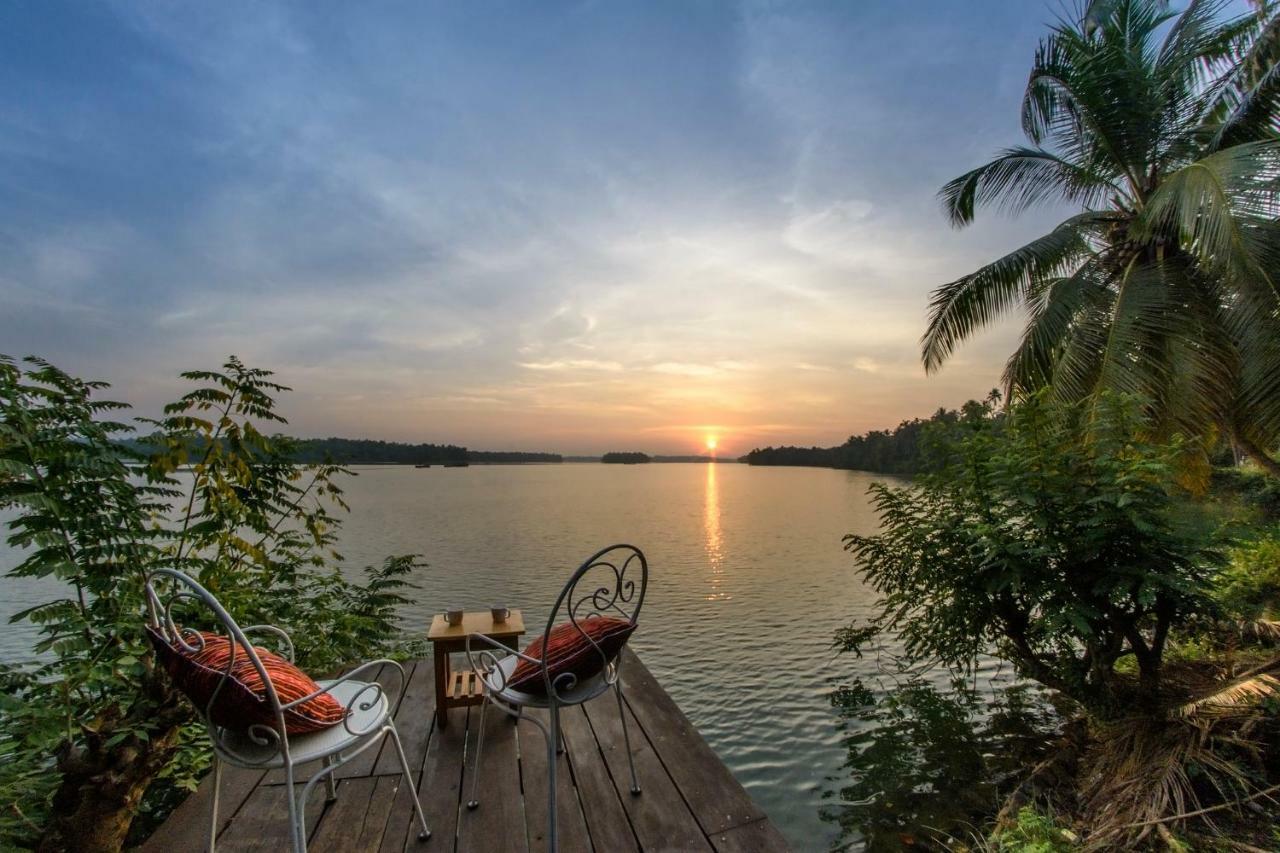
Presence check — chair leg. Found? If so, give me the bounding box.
[324,755,338,802]
[285,762,307,853]
[466,698,489,810]
[615,681,641,795]
[547,703,560,853]
[387,724,432,841]
[208,756,222,853]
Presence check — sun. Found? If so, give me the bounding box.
[705,436,718,451]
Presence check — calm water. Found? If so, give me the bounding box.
[0,462,1019,851]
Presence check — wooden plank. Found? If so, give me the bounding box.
[456,702,528,853]
[710,817,792,853]
[581,681,711,852]
[215,777,328,852]
[142,655,791,853]
[141,765,266,852]
[379,709,467,853]
[618,649,765,835]
[373,657,436,776]
[309,777,378,852]
[309,775,407,852]
[517,708,592,853]
[557,703,640,853]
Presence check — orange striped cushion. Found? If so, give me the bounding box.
[147,627,345,735]
[508,616,635,695]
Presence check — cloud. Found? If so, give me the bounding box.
[0,0,1069,452]
[519,359,626,372]
[853,357,880,373]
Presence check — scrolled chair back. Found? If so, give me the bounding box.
[144,568,293,765]
[540,543,647,700]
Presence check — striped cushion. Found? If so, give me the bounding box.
[508,616,635,695]
[147,627,346,735]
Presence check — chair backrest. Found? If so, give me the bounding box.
[144,568,292,763]
[540,544,648,697]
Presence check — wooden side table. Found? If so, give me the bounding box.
[427,610,525,728]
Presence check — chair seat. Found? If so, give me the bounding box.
[482,654,614,708]
[213,678,389,768]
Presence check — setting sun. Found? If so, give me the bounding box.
[705,437,718,451]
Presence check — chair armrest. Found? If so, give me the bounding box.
[465,632,540,693]
[240,624,296,662]
[280,659,407,736]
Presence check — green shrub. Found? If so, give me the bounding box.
[0,355,421,851]
[842,392,1222,720]
[1215,534,1280,621]
[989,807,1076,852]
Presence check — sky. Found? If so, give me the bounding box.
[1,1,1082,456]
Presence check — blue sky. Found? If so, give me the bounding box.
[3,1,1083,454]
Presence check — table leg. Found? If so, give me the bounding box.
[434,648,449,728]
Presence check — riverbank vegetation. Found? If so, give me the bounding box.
[741,397,995,474]
[831,0,1280,848]
[131,435,564,466]
[0,356,423,851]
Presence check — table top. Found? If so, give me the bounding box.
[428,609,526,642]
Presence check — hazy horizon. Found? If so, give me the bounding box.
[3,2,1083,456]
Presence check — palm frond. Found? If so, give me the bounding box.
[1201,4,1280,148]
[1176,671,1280,718]
[1002,258,1112,395]
[940,147,1122,227]
[1091,260,1236,440]
[1138,140,1280,286]
[1240,619,1280,642]
[922,213,1107,372]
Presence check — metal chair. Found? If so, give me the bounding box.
[464,544,647,852]
[144,568,432,853]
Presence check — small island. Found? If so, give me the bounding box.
[601,452,651,464]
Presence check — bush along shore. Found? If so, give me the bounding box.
[826,393,1280,849]
[822,0,1280,847]
[0,355,427,851]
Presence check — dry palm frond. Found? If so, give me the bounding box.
[1079,717,1261,849]
[1176,672,1280,718]
[1239,619,1280,643]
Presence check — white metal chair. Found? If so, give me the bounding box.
[465,544,647,852]
[144,568,432,853]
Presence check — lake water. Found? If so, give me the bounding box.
[0,462,1022,851]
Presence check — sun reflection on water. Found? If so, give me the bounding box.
[704,462,730,601]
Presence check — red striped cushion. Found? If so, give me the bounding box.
[147,627,345,735]
[508,616,635,695]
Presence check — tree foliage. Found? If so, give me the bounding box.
[742,396,998,474]
[923,0,1280,474]
[601,452,652,464]
[842,393,1222,720]
[0,355,421,851]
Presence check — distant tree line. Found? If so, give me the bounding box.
[741,397,996,475]
[467,449,562,464]
[128,435,562,465]
[601,451,651,464]
[292,438,561,464]
[291,437,469,464]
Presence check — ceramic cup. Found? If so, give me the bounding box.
[445,609,464,626]
[490,606,510,623]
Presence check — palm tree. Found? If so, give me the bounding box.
[922,0,1280,475]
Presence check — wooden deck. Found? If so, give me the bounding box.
[142,649,791,852]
